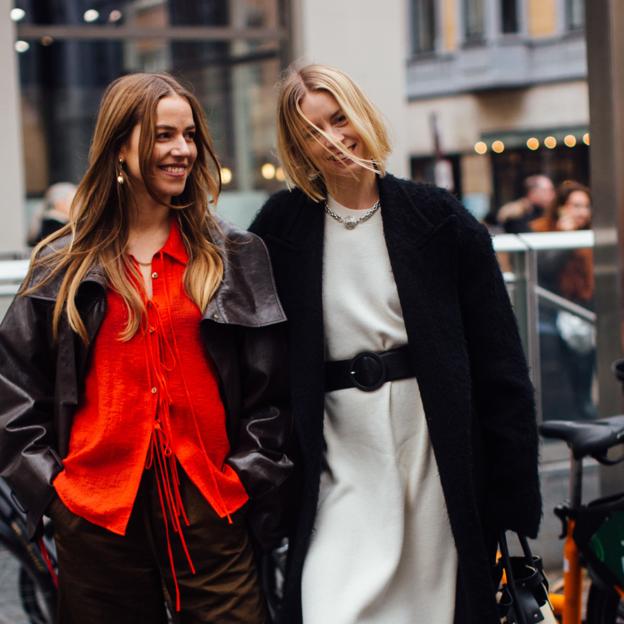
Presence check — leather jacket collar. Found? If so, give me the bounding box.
[25,216,286,328]
[204,218,286,327]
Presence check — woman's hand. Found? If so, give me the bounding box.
[557,213,579,231]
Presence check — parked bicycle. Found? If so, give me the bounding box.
[540,408,624,624]
[0,480,56,624]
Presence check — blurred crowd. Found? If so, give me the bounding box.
[493,174,595,421]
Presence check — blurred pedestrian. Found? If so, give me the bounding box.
[26,182,76,246]
[0,73,292,623]
[532,180,595,420]
[251,63,541,624]
[531,179,592,234]
[497,174,555,233]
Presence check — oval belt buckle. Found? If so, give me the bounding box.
[349,351,386,392]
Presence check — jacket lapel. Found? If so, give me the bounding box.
[379,176,478,537]
[271,193,326,469]
[202,218,286,327]
[379,175,459,321]
[379,174,456,252]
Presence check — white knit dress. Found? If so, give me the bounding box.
[300,196,458,624]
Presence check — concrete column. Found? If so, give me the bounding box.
[290,0,409,177]
[585,1,624,494]
[0,0,26,254]
[230,0,254,192]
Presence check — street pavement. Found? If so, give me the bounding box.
[0,546,30,624]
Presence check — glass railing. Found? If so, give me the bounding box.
[493,230,595,425]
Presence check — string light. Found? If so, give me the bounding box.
[544,136,557,149]
[10,8,25,21]
[526,137,539,151]
[83,9,99,22]
[491,140,505,154]
[221,167,232,185]
[261,163,276,180]
[474,141,487,155]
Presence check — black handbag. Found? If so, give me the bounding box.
[495,531,556,624]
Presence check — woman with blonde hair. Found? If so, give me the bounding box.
[251,63,541,623]
[0,72,292,623]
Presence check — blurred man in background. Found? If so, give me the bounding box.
[497,174,556,233]
[27,182,76,246]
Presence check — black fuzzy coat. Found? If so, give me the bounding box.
[250,174,541,624]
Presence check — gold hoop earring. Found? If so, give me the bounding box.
[117,159,124,185]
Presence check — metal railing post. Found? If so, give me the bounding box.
[525,245,542,423]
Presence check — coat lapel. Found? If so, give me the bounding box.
[379,174,461,343]
[379,176,483,565]
[379,175,467,427]
[271,193,327,473]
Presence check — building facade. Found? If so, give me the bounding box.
[8,0,290,238]
[3,0,589,246]
[405,0,589,219]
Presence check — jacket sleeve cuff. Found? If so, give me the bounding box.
[4,448,62,539]
[489,485,542,539]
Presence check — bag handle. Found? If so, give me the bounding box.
[499,531,549,624]
[499,531,529,624]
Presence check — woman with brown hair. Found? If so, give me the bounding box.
[531,180,595,420]
[250,63,541,624]
[0,73,291,623]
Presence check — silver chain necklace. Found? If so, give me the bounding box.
[324,199,381,230]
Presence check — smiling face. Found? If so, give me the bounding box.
[298,90,367,184]
[120,94,197,205]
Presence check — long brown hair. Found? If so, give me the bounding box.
[23,73,224,342]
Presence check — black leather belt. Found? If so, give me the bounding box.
[325,346,414,393]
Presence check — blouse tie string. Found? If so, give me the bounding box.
[135,252,231,612]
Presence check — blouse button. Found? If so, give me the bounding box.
[213,313,220,320]
[151,387,157,394]
[151,272,158,279]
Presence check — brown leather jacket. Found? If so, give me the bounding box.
[0,219,292,548]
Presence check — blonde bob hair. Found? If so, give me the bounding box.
[276,63,391,202]
[23,72,224,343]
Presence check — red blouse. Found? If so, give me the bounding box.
[54,219,247,608]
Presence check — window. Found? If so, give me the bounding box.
[501,0,519,34]
[566,0,585,31]
[464,0,486,44]
[410,0,436,55]
[16,0,286,203]
[410,155,462,195]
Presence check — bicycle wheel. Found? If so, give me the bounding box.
[18,565,55,624]
[586,583,624,624]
